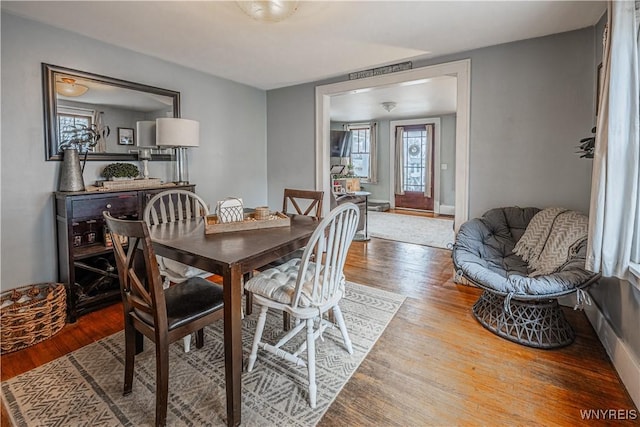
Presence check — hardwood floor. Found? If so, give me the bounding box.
[2,238,636,426]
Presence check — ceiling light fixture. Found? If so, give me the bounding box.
[381,101,397,112]
[237,1,299,23]
[55,77,88,97]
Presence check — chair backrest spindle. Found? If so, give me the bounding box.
[144,190,209,226]
[292,203,359,309]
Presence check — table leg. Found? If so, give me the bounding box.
[223,264,243,426]
[364,195,369,240]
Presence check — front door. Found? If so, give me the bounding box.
[395,125,434,211]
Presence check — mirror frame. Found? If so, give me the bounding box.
[43,63,180,161]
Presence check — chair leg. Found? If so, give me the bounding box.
[183,334,191,353]
[306,318,317,408]
[283,312,291,331]
[244,272,253,316]
[247,305,268,372]
[123,322,136,395]
[195,329,204,349]
[245,290,253,316]
[155,342,170,427]
[333,305,353,354]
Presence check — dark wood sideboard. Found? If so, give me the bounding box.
[55,184,195,322]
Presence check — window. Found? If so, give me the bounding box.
[346,122,377,183]
[57,106,95,152]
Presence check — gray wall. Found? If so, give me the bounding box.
[440,115,456,207]
[266,28,595,218]
[1,12,267,291]
[266,84,317,205]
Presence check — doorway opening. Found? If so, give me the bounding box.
[315,59,470,231]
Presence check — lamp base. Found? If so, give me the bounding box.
[174,147,191,184]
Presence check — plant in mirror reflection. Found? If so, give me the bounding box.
[59,120,111,172]
[59,123,110,153]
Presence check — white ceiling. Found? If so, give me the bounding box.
[2,1,606,91]
[330,75,458,122]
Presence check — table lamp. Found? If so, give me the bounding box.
[155,118,200,185]
[136,120,156,179]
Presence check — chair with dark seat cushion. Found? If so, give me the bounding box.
[452,206,600,349]
[104,212,224,427]
[144,189,215,352]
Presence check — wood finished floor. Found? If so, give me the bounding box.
[2,237,637,426]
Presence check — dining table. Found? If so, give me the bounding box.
[149,214,318,426]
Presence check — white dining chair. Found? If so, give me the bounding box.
[144,189,212,352]
[244,203,360,408]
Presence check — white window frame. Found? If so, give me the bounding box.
[345,122,373,182]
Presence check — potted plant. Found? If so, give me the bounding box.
[101,163,140,180]
[577,126,596,159]
[58,123,111,192]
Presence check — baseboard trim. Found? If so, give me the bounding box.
[584,297,640,409]
[440,205,455,215]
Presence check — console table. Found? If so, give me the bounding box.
[55,184,195,322]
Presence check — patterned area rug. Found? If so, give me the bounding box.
[367,211,455,250]
[2,282,404,427]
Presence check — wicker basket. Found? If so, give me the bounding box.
[1,283,67,354]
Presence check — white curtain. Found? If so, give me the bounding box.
[394,126,405,195]
[368,121,378,183]
[93,111,107,153]
[587,1,640,279]
[423,124,434,198]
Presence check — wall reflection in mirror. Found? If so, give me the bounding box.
[43,63,180,161]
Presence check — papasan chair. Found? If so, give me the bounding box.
[452,206,600,349]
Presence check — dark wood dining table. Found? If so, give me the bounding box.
[149,214,318,426]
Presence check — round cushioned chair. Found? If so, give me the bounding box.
[452,207,600,349]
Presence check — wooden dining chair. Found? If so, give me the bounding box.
[103,212,224,427]
[244,203,360,408]
[144,189,214,352]
[282,188,324,219]
[245,188,324,330]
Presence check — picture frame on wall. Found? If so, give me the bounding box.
[118,127,134,145]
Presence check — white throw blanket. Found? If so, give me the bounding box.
[513,208,588,276]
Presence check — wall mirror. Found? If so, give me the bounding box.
[43,63,180,161]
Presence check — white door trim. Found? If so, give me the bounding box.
[315,59,470,230]
[388,117,441,213]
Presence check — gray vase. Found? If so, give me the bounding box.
[58,148,85,192]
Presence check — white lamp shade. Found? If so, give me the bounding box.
[155,118,200,148]
[136,121,156,147]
